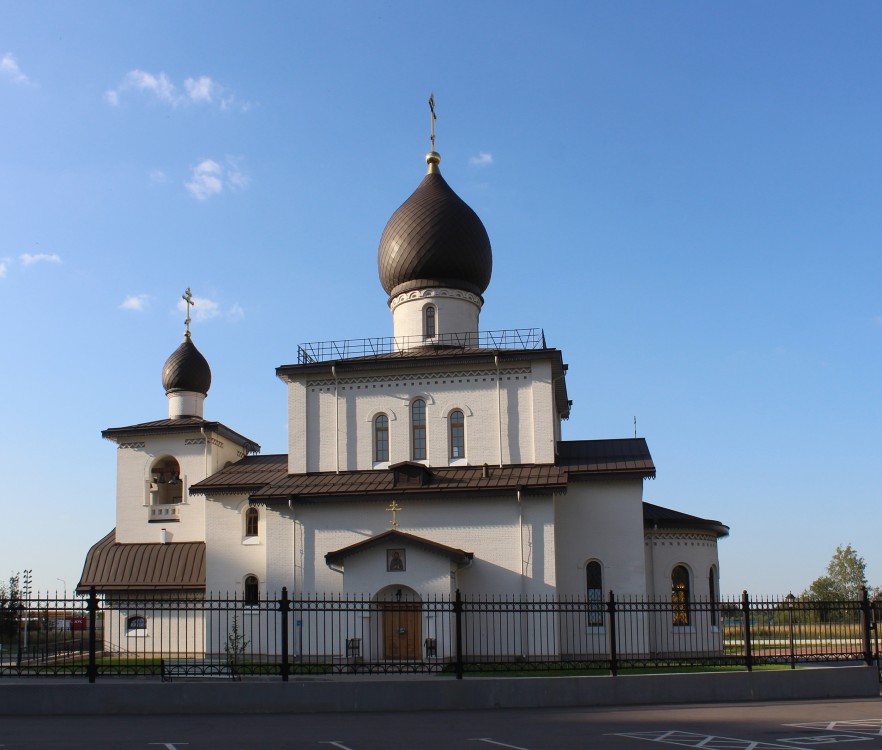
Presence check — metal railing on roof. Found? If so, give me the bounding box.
[296,328,547,365]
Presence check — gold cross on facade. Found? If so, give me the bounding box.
[182,287,195,338]
[386,500,402,528]
[429,93,437,152]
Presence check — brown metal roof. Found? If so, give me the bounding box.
[250,463,567,502]
[643,502,729,538]
[102,417,260,454]
[556,438,656,479]
[77,530,206,593]
[326,529,473,567]
[190,438,656,502]
[190,453,288,494]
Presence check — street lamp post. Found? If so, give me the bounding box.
[786,592,796,670]
[21,570,32,654]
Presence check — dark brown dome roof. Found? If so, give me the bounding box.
[162,336,211,395]
[378,154,492,298]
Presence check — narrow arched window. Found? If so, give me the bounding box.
[586,561,604,626]
[425,305,436,338]
[411,399,426,460]
[374,414,389,462]
[708,567,718,627]
[672,565,690,626]
[244,507,259,537]
[244,575,259,605]
[449,410,465,459]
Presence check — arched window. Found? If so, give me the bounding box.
[449,410,465,459]
[411,399,426,460]
[708,567,718,627]
[672,565,691,626]
[425,305,436,338]
[244,575,259,605]
[586,561,604,626]
[244,507,259,537]
[126,615,146,631]
[149,456,182,505]
[374,414,389,463]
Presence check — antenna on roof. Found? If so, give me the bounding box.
[429,92,437,152]
[634,416,637,438]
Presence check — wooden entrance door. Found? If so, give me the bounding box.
[381,603,421,660]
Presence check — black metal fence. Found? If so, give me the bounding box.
[0,588,878,681]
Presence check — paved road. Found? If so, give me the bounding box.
[1,698,881,749]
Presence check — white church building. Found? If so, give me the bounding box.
[79,140,728,663]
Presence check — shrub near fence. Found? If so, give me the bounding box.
[0,588,877,681]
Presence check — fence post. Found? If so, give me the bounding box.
[454,589,464,680]
[280,587,290,682]
[607,590,618,677]
[741,590,752,672]
[87,586,98,684]
[860,586,872,666]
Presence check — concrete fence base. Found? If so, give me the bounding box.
[0,666,877,716]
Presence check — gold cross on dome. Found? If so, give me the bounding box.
[386,500,402,529]
[182,287,195,337]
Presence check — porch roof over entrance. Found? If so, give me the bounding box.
[325,529,473,568]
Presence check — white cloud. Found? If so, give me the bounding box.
[106,70,242,110]
[469,151,494,167]
[185,159,224,200]
[185,157,249,200]
[1,53,31,85]
[149,169,168,184]
[120,294,150,311]
[177,295,220,322]
[20,253,61,266]
[0,260,7,279]
[227,303,245,322]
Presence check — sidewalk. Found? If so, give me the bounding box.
[0,666,877,715]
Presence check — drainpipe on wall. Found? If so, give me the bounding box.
[200,426,208,496]
[331,366,340,474]
[495,355,503,468]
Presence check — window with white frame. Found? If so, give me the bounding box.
[672,565,691,626]
[374,413,389,463]
[449,410,465,459]
[411,399,426,461]
[586,561,604,626]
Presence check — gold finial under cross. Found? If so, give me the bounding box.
[182,287,195,338]
[386,500,402,529]
[429,93,437,152]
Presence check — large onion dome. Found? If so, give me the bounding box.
[161,336,212,396]
[378,151,492,299]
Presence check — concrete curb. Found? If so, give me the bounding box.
[0,666,877,715]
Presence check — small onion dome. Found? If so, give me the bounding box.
[378,151,492,299]
[161,336,212,395]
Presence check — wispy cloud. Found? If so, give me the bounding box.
[105,70,243,110]
[0,260,7,279]
[149,169,168,184]
[1,53,31,85]
[20,253,61,266]
[185,157,249,201]
[469,151,493,167]
[227,303,245,322]
[874,316,882,327]
[175,295,243,323]
[120,294,150,311]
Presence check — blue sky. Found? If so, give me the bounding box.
[1,1,879,596]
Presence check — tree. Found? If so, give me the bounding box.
[0,575,22,642]
[803,544,868,605]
